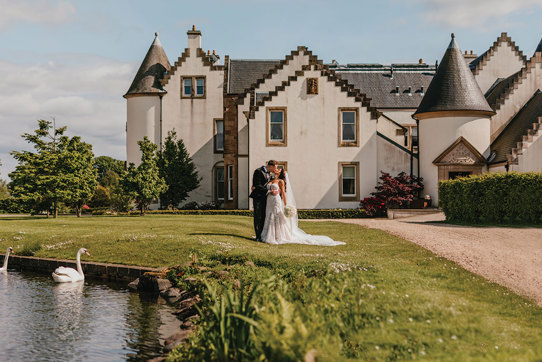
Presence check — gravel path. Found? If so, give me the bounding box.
[330,213,542,306]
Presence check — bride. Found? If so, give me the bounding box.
[260,168,345,246]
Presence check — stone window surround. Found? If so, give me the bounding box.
[214,118,224,154]
[338,162,360,202]
[266,107,287,147]
[338,108,360,147]
[181,75,206,99]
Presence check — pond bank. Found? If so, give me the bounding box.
[2,254,159,281]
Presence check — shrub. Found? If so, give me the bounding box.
[372,171,423,209]
[439,172,542,224]
[359,196,386,217]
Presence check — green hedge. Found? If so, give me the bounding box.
[439,172,542,223]
[0,198,31,214]
[92,208,367,219]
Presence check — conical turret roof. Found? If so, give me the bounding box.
[124,33,171,97]
[414,34,494,119]
[534,37,542,55]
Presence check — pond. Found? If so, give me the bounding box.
[0,270,181,361]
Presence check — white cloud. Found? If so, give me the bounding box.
[0,0,75,31]
[0,55,135,179]
[412,0,542,29]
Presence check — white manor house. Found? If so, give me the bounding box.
[124,27,542,209]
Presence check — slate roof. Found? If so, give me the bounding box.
[125,33,171,97]
[335,66,435,109]
[227,59,281,94]
[490,90,542,163]
[414,34,494,118]
[484,71,520,109]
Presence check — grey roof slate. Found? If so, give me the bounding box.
[535,38,542,55]
[336,69,434,109]
[490,90,542,163]
[484,71,520,109]
[125,34,171,96]
[228,59,281,94]
[414,34,494,118]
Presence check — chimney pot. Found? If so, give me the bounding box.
[419,58,423,64]
[207,50,211,55]
[213,50,216,55]
[470,50,473,54]
[192,25,196,31]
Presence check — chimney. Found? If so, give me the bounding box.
[463,49,478,62]
[187,25,202,49]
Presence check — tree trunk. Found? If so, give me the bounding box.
[76,206,82,218]
[53,201,58,219]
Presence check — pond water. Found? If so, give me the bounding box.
[0,270,181,361]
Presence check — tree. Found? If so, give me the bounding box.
[122,137,167,215]
[371,171,423,209]
[94,156,125,185]
[60,136,98,217]
[157,130,200,209]
[9,119,97,218]
[0,179,9,200]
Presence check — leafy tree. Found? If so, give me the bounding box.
[157,130,200,209]
[9,119,97,218]
[122,137,167,215]
[94,156,125,185]
[0,179,9,200]
[90,185,111,208]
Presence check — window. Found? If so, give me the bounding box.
[339,108,359,146]
[339,162,359,201]
[307,78,318,94]
[215,166,224,201]
[183,78,192,97]
[214,119,224,152]
[227,165,234,201]
[181,76,206,98]
[411,126,418,149]
[266,107,287,146]
[196,77,205,96]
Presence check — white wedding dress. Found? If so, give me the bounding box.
[261,178,345,246]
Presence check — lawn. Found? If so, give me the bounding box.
[1,215,541,360]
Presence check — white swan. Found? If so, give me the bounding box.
[52,248,90,283]
[0,247,14,272]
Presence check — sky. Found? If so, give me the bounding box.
[1,0,541,179]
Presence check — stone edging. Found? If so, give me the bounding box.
[2,254,160,281]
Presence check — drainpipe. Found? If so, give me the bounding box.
[416,117,420,179]
[159,93,163,151]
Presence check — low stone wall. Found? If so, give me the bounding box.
[2,254,159,281]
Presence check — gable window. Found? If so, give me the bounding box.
[214,119,224,153]
[338,108,359,147]
[227,164,234,201]
[266,107,287,146]
[214,165,225,201]
[181,76,206,98]
[196,77,205,96]
[339,162,359,202]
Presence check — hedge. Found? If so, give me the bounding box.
[0,198,31,214]
[439,172,542,224]
[92,208,368,219]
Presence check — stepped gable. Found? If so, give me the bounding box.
[490,90,542,164]
[470,32,526,75]
[484,71,521,109]
[414,34,494,119]
[227,60,281,94]
[125,33,171,97]
[335,64,435,109]
[247,62,380,120]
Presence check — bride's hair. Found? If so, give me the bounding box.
[278,169,286,190]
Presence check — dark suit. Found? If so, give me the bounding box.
[249,166,270,241]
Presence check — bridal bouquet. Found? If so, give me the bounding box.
[284,204,297,218]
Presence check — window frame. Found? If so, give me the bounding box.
[214,118,224,153]
[338,162,360,202]
[266,107,287,147]
[227,164,234,201]
[338,108,360,147]
[214,165,225,202]
[181,75,206,99]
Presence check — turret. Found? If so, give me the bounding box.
[414,33,495,202]
[125,33,171,165]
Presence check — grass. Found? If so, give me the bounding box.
[1,214,542,360]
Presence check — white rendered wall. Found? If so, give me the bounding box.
[377,137,417,177]
[491,62,542,141]
[474,42,525,94]
[161,43,224,204]
[126,96,160,166]
[512,133,542,172]
[248,69,378,209]
[419,116,490,203]
[237,157,249,208]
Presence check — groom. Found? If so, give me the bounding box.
[249,160,276,241]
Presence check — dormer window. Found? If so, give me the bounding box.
[181,76,206,98]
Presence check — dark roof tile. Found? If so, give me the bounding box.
[228,59,281,94]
